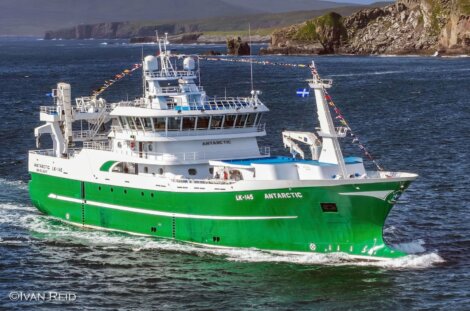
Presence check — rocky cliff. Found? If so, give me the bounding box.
[44,22,199,40]
[260,0,470,55]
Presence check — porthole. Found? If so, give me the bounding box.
[159,168,164,175]
[188,168,197,176]
[209,167,214,174]
[144,166,149,173]
[141,192,145,196]
[151,193,154,198]
[320,203,337,212]
[110,188,114,192]
[124,190,127,194]
[148,144,153,151]
[117,142,122,148]
[98,186,101,191]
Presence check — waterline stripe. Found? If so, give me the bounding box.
[339,190,393,200]
[48,194,297,221]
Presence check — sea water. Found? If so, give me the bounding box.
[0,38,468,310]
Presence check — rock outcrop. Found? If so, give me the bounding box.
[226,37,251,55]
[260,0,470,55]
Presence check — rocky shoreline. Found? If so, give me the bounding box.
[260,0,470,56]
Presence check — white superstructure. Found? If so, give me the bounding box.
[30,37,417,187]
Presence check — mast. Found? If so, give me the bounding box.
[308,61,348,179]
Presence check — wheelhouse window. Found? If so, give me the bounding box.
[210,116,223,129]
[235,114,248,128]
[153,117,166,131]
[119,116,130,130]
[255,113,263,126]
[142,118,152,131]
[245,113,257,127]
[182,117,196,131]
[134,117,143,130]
[196,116,210,130]
[167,116,181,131]
[127,117,136,130]
[223,115,236,129]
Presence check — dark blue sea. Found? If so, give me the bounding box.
[0,38,469,310]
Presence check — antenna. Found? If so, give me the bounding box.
[249,23,254,92]
[197,57,201,86]
[141,44,145,98]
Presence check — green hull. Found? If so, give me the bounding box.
[29,172,411,259]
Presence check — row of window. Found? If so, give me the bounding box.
[118,113,263,132]
[97,185,155,198]
[111,161,202,176]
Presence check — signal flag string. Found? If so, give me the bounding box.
[91,63,142,98]
[308,63,384,171]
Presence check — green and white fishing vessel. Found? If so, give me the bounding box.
[29,36,417,260]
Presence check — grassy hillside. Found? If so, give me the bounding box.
[0,0,259,36]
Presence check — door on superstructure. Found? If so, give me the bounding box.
[139,142,143,158]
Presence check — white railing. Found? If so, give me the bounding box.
[83,141,111,151]
[145,70,196,78]
[157,86,204,94]
[116,99,147,108]
[40,106,58,114]
[29,148,80,159]
[171,178,235,185]
[110,146,270,163]
[182,97,261,111]
[72,130,108,141]
[111,123,266,137]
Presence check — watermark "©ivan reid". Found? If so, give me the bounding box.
[8,291,77,302]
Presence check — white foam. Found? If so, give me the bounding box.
[392,239,426,254]
[328,70,405,78]
[5,206,444,270]
[0,178,28,190]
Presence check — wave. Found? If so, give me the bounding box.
[19,212,443,269]
[328,70,405,77]
[0,178,28,190]
[0,196,443,270]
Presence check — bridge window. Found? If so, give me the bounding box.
[134,118,143,130]
[142,118,152,131]
[235,114,248,128]
[119,116,130,130]
[182,117,196,131]
[245,113,257,127]
[127,117,136,130]
[210,116,223,129]
[223,115,236,128]
[196,116,210,130]
[153,117,166,131]
[167,117,181,131]
[255,113,263,126]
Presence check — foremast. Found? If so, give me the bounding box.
[308,62,348,179]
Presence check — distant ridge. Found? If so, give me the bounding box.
[0,0,259,36]
[43,4,386,40]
